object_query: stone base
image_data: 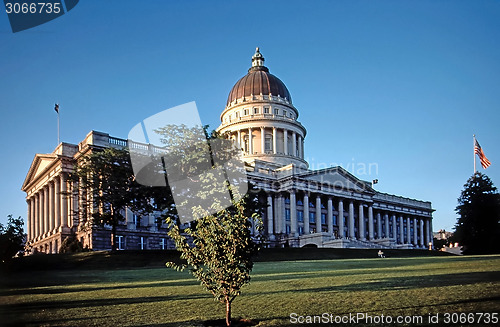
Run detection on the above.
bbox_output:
[299,232,332,247]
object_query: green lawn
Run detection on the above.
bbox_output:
[1,253,499,326]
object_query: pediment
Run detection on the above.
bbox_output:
[297,166,373,193]
[22,154,57,191]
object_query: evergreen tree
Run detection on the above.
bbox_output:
[455,172,500,254]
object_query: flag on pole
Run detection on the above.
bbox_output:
[54,103,59,113]
[474,139,491,169]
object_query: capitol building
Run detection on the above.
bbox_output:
[22,48,434,253]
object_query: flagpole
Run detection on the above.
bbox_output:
[473,134,476,174]
[57,111,60,145]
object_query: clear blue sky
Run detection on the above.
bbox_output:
[1,0,499,233]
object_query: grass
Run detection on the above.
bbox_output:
[0,250,499,326]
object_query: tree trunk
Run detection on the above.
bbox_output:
[225,297,231,327]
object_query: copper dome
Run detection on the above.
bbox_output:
[226,48,292,106]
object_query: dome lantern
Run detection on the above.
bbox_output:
[251,47,265,68]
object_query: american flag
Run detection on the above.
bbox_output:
[474,139,491,169]
[54,103,59,113]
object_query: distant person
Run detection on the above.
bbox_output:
[378,250,385,258]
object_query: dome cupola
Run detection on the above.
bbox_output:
[217,48,307,169]
[227,48,292,106]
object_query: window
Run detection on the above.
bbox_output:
[264,107,270,114]
[309,212,315,223]
[274,108,279,115]
[297,210,304,222]
[140,237,146,250]
[265,135,272,152]
[285,209,290,221]
[253,107,259,114]
[333,215,337,226]
[285,198,291,204]
[298,226,304,235]
[160,238,167,250]
[283,110,287,117]
[117,236,124,250]
[286,225,291,234]
[243,109,249,115]
[133,214,141,227]
[236,112,239,118]
[321,213,326,225]
[297,200,303,206]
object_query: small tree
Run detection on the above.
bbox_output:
[149,124,262,326]
[71,147,153,251]
[0,215,25,261]
[166,192,261,327]
[454,172,500,254]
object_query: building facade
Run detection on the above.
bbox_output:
[22,48,434,253]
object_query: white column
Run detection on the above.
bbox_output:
[34,194,39,239]
[359,204,365,240]
[413,218,418,246]
[338,199,344,238]
[237,130,241,149]
[368,205,374,240]
[303,194,309,234]
[292,131,297,157]
[54,177,60,230]
[316,195,322,233]
[376,212,382,239]
[327,197,333,236]
[281,195,286,234]
[272,127,277,154]
[61,174,68,228]
[420,219,425,247]
[348,201,355,239]
[429,218,434,249]
[399,216,404,244]
[248,127,253,154]
[274,195,282,234]
[406,217,411,244]
[267,194,275,240]
[298,135,303,158]
[260,126,265,154]
[424,219,430,247]
[26,199,32,241]
[384,213,389,239]
[392,214,397,240]
[290,191,297,237]
[43,186,49,235]
[48,182,54,232]
[283,129,288,155]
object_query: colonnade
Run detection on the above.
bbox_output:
[231,127,304,158]
[263,191,433,248]
[26,173,71,242]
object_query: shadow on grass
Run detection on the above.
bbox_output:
[246,270,500,296]
[0,293,211,315]
[1,315,113,327]
[0,279,199,297]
